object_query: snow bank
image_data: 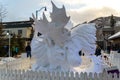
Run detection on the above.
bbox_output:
[0,57,16,64]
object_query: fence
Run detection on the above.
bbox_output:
[0,69,119,80]
[0,54,120,80]
[109,52,120,70]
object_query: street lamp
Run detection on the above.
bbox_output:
[36,7,47,20]
[104,34,109,53]
[6,29,11,57]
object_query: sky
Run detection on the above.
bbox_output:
[1,0,120,25]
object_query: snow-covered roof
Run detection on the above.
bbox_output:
[108,31,120,39]
[116,21,120,26]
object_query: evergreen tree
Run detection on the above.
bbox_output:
[0,23,7,56]
[11,34,25,56]
[0,3,7,56]
[0,23,5,45]
[110,14,116,27]
[17,34,25,54]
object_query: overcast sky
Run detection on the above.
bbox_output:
[1,0,120,25]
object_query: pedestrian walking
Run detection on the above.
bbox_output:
[25,42,31,58]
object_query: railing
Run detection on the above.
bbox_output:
[0,69,119,80]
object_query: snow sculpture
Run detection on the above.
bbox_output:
[31,1,97,72]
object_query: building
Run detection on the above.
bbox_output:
[3,20,33,41]
[108,31,120,51]
[89,15,120,51]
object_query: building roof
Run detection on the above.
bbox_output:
[2,21,33,28]
[108,31,120,40]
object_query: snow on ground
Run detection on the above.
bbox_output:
[31,55,109,73]
[0,53,27,65]
[0,57,16,64]
[73,55,108,73]
[0,54,109,73]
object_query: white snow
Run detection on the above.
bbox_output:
[72,55,107,73]
[0,57,16,64]
[0,55,109,73]
[108,31,120,39]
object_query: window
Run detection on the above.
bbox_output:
[18,30,22,35]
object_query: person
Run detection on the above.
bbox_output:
[118,48,120,53]
[15,46,19,57]
[12,46,16,57]
[4,45,9,56]
[25,42,31,58]
[107,46,111,54]
[95,45,101,56]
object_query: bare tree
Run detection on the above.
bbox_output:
[0,4,7,56]
[0,4,7,22]
[0,3,6,39]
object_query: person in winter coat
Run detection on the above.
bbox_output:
[25,42,31,58]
